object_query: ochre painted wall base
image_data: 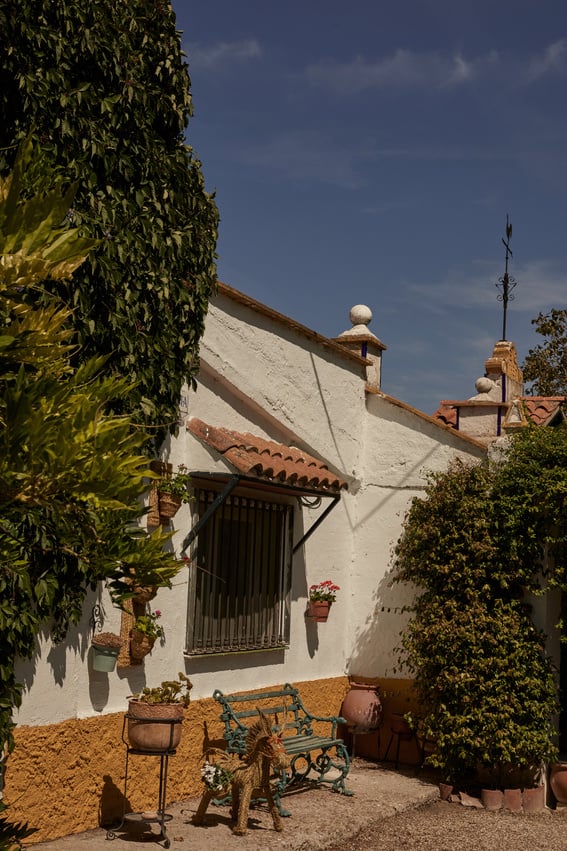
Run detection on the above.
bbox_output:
[6,676,351,843]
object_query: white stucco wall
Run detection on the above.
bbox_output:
[15,288,486,727]
[346,393,486,678]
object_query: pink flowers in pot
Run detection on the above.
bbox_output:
[309,580,340,602]
[133,609,164,641]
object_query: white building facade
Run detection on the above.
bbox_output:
[8,284,485,841]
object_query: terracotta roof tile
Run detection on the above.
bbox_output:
[432,396,566,430]
[522,397,566,426]
[432,404,457,428]
[187,418,348,493]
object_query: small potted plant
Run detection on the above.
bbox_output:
[306,580,340,622]
[91,632,123,672]
[127,672,193,751]
[130,609,164,663]
[157,463,192,522]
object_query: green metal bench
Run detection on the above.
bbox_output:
[213,683,352,816]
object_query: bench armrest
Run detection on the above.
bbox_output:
[303,713,347,738]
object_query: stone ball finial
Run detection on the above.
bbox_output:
[475,377,494,394]
[349,304,372,327]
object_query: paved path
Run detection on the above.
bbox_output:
[26,761,439,850]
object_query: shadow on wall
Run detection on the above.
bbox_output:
[99,773,129,827]
[346,565,415,680]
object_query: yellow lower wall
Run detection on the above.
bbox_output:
[6,676,352,844]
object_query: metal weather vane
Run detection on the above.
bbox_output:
[495,214,517,341]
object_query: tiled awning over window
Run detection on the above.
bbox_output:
[187,417,348,494]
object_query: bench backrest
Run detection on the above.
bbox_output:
[213,683,313,753]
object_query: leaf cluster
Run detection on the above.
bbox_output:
[0,147,186,838]
[0,0,219,443]
[394,432,567,781]
[523,308,567,396]
[133,610,164,640]
[131,671,192,707]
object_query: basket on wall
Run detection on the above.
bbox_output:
[158,491,182,523]
[129,630,155,663]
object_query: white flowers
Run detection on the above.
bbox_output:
[200,760,233,791]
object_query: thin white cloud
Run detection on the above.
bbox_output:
[527,39,567,81]
[304,40,567,95]
[409,260,567,314]
[304,49,499,94]
[188,39,262,70]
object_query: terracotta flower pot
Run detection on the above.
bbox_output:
[481,788,503,811]
[522,784,546,813]
[550,762,567,806]
[307,600,331,622]
[503,788,522,812]
[127,699,184,751]
[390,713,413,739]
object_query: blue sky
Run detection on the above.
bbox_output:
[173,0,567,414]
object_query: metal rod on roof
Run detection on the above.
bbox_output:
[495,214,517,341]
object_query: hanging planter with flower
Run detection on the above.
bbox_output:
[130,609,164,663]
[306,580,340,622]
[157,463,193,523]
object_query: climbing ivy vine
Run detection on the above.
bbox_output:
[394,426,567,784]
[0,0,218,441]
[0,143,184,846]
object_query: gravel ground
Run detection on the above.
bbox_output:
[323,798,567,851]
[26,759,567,851]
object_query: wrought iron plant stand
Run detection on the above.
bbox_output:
[106,714,181,849]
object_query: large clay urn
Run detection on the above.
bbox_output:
[550,762,567,806]
[340,682,383,731]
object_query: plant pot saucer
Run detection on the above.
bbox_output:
[124,812,173,824]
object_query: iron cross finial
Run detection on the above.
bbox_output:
[495,214,517,341]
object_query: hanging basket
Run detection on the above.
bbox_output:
[132,585,158,605]
[158,492,182,522]
[123,576,159,605]
[127,699,184,751]
[91,644,120,673]
[130,630,155,662]
[306,600,332,622]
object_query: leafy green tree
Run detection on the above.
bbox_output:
[0,142,183,843]
[0,0,218,439]
[394,431,567,784]
[523,309,567,396]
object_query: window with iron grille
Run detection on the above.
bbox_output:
[185,488,293,655]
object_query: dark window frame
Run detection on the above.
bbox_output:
[185,485,294,656]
